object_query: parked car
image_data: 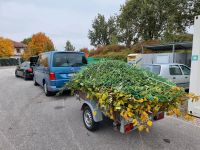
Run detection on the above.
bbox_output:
[15,61,34,80]
[34,51,87,96]
[141,63,191,90]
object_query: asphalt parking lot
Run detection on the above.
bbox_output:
[0,67,200,150]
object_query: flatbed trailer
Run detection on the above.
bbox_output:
[76,92,165,134]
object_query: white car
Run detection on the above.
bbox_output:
[142,63,191,90]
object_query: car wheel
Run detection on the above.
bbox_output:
[83,106,99,131]
[44,82,53,96]
[24,72,28,80]
[15,71,19,77]
[33,77,39,86]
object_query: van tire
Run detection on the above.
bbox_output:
[44,82,53,96]
[83,106,99,131]
[34,77,39,86]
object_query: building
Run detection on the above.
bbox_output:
[11,41,27,59]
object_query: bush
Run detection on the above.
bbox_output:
[0,58,18,66]
[89,40,161,61]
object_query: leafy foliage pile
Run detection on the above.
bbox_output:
[67,60,199,132]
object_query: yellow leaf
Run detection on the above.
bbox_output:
[128,112,133,117]
[147,120,153,127]
[132,119,138,126]
[128,104,133,109]
[115,106,121,110]
[93,111,97,117]
[137,99,144,103]
[147,105,151,112]
[146,128,149,133]
[127,108,131,112]
[174,109,181,117]
[138,125,144,132]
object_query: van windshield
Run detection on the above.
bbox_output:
[53,52,87,67]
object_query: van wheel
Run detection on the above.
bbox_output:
[83,106,99,131]
[44,82,53,96]
[34,77,39,86]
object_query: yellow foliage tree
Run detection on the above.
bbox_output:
[0,37,14,58]
[22,32,54,60]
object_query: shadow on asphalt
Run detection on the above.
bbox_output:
[15,76,33,81]
[52,90,74,101]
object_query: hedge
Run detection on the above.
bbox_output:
[0,58,19,66]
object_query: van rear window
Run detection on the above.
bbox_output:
[53,53,87,67]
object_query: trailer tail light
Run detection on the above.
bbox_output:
[124,123,134,133]
[49,72,55,80]
[154,112,164,121]
[27,68,33,73]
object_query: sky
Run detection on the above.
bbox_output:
[0,0,125,50]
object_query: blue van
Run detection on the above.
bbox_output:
[33,51,87,96]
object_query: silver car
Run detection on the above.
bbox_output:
[141,63,191,90]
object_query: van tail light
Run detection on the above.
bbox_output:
[49,72,56,80]
[124,123,134,133]
[154,112,164,121]
[27,68,33,73]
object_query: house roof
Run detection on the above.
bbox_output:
[12,41,27,48]
[144,42,192,51]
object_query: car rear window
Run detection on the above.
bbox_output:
[143,65,161,75]
[53,52,87,67]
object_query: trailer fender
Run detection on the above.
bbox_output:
[81,101,103,122]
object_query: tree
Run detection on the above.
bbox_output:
[88,14,119,47]
[22,32,54,60]
[65,41,75,51]
[21,37,32,45]
[80,48,89,57]
[0,37,14,58]
[162,33,193,43]
[118,0,200,47]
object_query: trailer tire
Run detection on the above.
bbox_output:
[83,106,99,131]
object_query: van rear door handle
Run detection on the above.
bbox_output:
[185,77,188,79]
[173,77,176,79]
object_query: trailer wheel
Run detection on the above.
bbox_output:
[83,106,98,131]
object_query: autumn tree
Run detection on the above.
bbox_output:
[0,37,14,58]
[65,41,75,51]
[80,48,89,57]
[22,32,54,60]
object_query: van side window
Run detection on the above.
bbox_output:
[169,65,182,75]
